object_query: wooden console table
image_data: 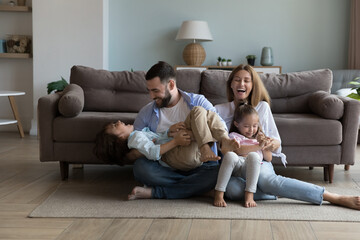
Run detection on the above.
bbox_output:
[0,91,25,138]
[175,65,282,74]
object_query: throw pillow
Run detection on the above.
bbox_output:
[58,84,84,117]
[308,91,344,120]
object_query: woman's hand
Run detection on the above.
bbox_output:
[168,122,186,137]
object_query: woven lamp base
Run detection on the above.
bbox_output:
[183,43,206,66]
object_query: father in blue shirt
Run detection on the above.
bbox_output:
[128,61,225,200]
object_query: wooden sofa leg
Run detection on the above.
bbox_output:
[328,164,334,183]
[344,165,350,171]
[309,167,314,170]
[60,162,69,180]
[323,166,329,182]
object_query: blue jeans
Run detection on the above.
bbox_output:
[133,158,219,199]
[225,161,325,205]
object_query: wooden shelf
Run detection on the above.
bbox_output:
[0,5,32,12]
[0,53,32,59]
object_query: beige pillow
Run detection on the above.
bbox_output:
[308,91,344,120]
[58,84,84,117]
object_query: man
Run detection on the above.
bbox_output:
[128,61,227,200]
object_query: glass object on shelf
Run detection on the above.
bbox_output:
[260,47,274,66]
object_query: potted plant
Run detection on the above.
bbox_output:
[246,55,256,66]
[217,56,222,66]
[221,58,227,66]
[347,77,360,100]
[47,77,68,94]
[227,59,232,66]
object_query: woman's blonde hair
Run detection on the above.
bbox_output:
[226,64,270,106]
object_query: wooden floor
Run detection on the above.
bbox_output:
[1,132,360,240]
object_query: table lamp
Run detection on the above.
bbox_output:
[175,20,213,66]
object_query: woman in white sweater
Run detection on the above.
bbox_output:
[215,64,360,210]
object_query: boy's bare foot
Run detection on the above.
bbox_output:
[128,186,152,200]
[214,190,227,207]
[324,191,360,210]
[221,137,240,155]
[244,192,257,208]
[200,143,221,162]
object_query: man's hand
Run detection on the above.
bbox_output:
[173,130,191,146]
[168,122,186,137]
[262,138,280,152]
[125,149,144,163]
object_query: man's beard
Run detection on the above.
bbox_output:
[155,89,172,108]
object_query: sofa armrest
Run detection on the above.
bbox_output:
[38,93,62,162]
[308,91,344,119]
[337,95,360,165]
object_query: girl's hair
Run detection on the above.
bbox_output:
[229,101,260,138]
[226,64,271,106]
[93,122,130,166]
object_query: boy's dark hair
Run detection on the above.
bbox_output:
[145,61,176,84]
[93,123,130,166]
[229,101,260,137]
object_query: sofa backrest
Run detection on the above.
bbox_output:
[199,68,333,114]
[261,69,332,113]
[69,65,202,112]
[70,65,151,112]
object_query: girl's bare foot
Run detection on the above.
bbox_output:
[128,186,152,200]
[200,144,221,162]
[324,191,360,210]
[221,137,240,155]
[214,190,227,207]
[244,192,257,208]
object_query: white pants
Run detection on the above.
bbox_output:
[215,151,262,193]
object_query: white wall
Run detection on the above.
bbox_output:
[109,0,350,73]
[31,0,108,135]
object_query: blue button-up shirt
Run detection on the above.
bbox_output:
[133,89,227,158]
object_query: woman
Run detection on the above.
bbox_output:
[215,64,360,210]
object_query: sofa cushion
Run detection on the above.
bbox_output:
[176,69,202,93]
[58,84,84,117]
[53,112,137,142]
[261,69,333,113]
[200,70,230,106]
[70,65,151,112]
[274,113,342,145]
[308,91,344,120]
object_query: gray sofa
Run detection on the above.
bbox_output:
[38,65,360,182]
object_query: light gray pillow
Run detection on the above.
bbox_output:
[58,84,84,117]
[308,91,344,120]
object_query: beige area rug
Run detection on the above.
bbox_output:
[29,166,360,221]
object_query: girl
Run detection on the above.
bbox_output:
[214,102,272,208]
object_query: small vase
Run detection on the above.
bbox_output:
[260,47,274,66]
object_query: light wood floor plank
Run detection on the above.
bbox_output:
[55,219,113,240]
[0,172,60,204]
[231,220,272,240]
[0,218,72,228]
[100,219,153,240]
[0,203,37,218]
[311,222,360,240]
[271,221,317,240]
[144,219,192,240]
[0,227,63,239]
[187,219,231,240]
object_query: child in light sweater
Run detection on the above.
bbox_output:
[214,102,272,208]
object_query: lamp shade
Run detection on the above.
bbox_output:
[175,20,213,41]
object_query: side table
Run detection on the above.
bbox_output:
[0,91,25,138]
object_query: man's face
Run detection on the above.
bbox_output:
[147,77,172,108]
